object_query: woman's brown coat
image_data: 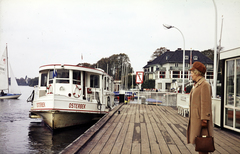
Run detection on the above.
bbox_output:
[186,77,214,144]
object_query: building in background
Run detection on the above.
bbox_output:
[143,48,214,92]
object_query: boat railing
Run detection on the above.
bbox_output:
[132,91,177,106]
[86,87,101,103]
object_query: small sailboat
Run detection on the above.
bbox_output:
[0,45,21,99]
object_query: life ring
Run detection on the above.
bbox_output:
[47,84,53,94]
[73,85,81,98]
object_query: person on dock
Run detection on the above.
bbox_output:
[186,61,214,154]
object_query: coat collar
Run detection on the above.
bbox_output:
[194,77,205,88]
[190,77,205,94]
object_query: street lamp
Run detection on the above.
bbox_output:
[212,0,217,98]
[163,24,185,93]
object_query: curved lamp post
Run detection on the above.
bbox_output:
[212,0,217,98]
[163,24,185,93]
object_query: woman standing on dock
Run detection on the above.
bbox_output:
[186,61,214,154]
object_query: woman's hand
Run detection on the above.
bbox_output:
[201,120,208,127]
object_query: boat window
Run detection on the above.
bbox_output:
[49,70,54,84]
[56,69,69,78]
[107,77,109,90]
[41,73,47,86]
[90,75,99,88]
[73,71,81,85]
[104,77,106,90]
[49,69,69,84]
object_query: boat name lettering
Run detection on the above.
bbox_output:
[69,103,86,109]
[37,102,45,107]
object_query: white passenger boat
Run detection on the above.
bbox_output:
[29,64,115,129]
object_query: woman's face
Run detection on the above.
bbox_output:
[191,71,198,82]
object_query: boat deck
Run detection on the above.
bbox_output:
[61,104,240,154]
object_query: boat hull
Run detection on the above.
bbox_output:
[0,93,21,99]
[31,110,104,129]
[30,94,108,129]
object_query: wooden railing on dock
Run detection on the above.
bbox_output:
[61,104,240,154]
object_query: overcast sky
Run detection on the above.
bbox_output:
[0,0,239,78]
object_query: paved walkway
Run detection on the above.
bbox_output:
[61,104,240,154]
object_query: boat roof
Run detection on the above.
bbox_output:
[39,64,112,78]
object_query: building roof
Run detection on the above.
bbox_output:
[144,49,213,68]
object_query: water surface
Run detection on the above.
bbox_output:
[0,86,98,154]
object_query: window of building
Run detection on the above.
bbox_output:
[175,63,178,67]
[206,72,213,79]
[181,71,188,78]
[173,71,180,78]
[185,55,189,60]
[207,64,213,69]
[193,56,198,60]
[159,71,165,78]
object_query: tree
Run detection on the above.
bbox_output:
[28,77,39,87]
[128,74,136,89]
[201,49,214,61]
[78,62,93,68]
[96,53,133,81]
[142,79,155,89]
[77,53,133,81]
[151,47,168,60]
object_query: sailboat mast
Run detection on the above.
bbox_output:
[6,44,10,93]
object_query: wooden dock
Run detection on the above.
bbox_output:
[61,104,240,154]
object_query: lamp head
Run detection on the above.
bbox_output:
[163,24,174,29]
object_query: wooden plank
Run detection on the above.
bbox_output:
[140,123,151,154]
[121,123,134,154]
[100,123,123,154]
[146,123,161,154]
[154,107,185,146]
[63,104,240,154]
[90,123,117,154]
[61,103,124,154]
[113,105,127,123]
[124,105,131,123]
[151,122,171,154]
[110,122,129,154]
[119,105,129,123]
[177,145,191,154]
[185,144,198,154]
[168,144,181,154]
[131,143,140,154]
[140,104,144,123]
[129,104,136,123]
[79,122,112,154]
[135,105,140,123]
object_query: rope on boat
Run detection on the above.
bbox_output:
[27,90,35,103]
